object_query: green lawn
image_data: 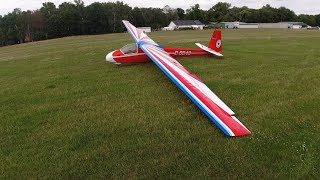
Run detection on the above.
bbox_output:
[0,29,319,179]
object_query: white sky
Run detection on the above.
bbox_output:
[0,0,319,16]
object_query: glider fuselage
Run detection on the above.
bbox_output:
[106,30,223,64]
[106,45,211,64]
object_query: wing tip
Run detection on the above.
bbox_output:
[225,129,251,137]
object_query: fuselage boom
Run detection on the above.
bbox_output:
[106,45,211,64]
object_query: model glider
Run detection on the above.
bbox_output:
[106,20,250,137]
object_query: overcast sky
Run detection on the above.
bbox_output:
[1,0,319,16]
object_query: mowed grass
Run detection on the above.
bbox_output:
[1,29,320,179]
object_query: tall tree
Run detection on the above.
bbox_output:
[277,7,297,22]
[40,2,58,38]
[3,9,25,44]
[176,8,185,20]
[258,4,277,23]
[315,14,320,26]
[207,2,231,22]
[132,7,145,27]
[108,2,133,32]
[163,5,179,25]
[58,2,82,36]
[22,10,45,42]
[139,8,166,30]
[0,15,4,46]
[186,4,204,21]
[298,14,316,26]
[84,2,111,34]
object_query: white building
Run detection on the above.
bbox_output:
[222,21,240,29]
[258,22,308,29]
[222,22,258,29]
[162,27,174,31]
[222,21,308,29]
[292,25,302,29]
[137,27,151,33]
[168,20,205,30]
[238,23,258,29]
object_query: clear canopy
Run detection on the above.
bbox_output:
[120,43,137,54]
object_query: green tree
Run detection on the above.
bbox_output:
[58,2,82,36]
[84,2,111,34]
[0,15,4,46]
[186,4,204,21]
[40,2,58,38]
[163,5,179,25]
[298,14,316,26]
[108,2,133,33]
[21,10,45,42]
[132,7,145,27]
[315,14,320,26]
[277,7,297,22]
[207,2,231,22]
[258,4,275,23]
[176,8,185,20]
[139,8,166,30]
[2,9,25,45]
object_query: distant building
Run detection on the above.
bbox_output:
[292,25,302,29]
[162,27,174,31]
[168,20,205,30]
[137,27,151,33]
[221,22,258,29]
[222,21,308,29]
[258,22,289,29]
[216,21,309,29]
[222,21,240,29]
[258,22,308,29]
[238,23,259,29]
[307,26,320,30]
[208,22,225,29]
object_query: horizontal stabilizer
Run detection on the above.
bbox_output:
[195,43,223,57]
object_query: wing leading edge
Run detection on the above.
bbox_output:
[122,20,251,137]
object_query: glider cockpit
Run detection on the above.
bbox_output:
[120,43,137,54]
[106,43,150,64]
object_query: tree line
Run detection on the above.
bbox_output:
[1,1,320,47]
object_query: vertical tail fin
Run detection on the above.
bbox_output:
[208,30,222,52]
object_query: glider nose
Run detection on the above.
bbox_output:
[106,51,116,63]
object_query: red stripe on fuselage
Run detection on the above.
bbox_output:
[112,46,211,64]
[114,53,150,63]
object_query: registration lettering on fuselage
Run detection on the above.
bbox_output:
[174,51,192,56]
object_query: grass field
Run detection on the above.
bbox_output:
[1,29,319,179]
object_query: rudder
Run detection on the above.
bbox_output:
[208,30,222,52]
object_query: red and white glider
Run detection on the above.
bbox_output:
[106,20,251,137]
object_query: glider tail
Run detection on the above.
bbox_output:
[195,30,223,57]
[208,30,222,52]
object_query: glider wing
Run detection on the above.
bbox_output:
[122,20,158,46]
[122,20,251,137]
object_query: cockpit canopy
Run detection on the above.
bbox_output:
[120,43,137,54]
